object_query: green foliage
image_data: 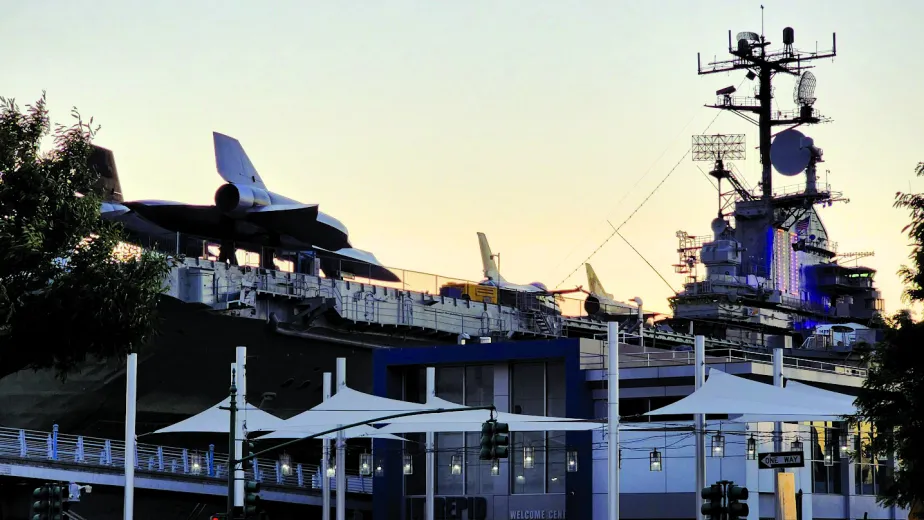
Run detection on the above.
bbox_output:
[0,93,171,380]
[851,163,924,508]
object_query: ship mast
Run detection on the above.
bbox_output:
[696,26,836,206]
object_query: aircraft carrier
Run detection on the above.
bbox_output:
[0,23,880,442]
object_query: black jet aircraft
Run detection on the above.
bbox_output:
[95,132,399,282]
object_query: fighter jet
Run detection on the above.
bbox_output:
[93,132,399,282]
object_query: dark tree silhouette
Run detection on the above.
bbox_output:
[0,93,170,380]
[852,162,924,509]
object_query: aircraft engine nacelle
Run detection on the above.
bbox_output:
[585,295,602,316]
[214,183,272,215]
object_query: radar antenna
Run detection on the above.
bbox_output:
[696,25,836,202]
[692,134,754,218]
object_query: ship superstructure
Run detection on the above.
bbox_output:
[668,25,883,349]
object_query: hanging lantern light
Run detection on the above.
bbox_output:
[711,433,725,457]
[823,445,834,467]
[491,459,500,476]
[566,451,578,473]
[374,459,385,477]
[326,455,336,478]
[279,453,292,477]
[791,436,803,453]
[523,446,535,469]
[746,435,757,460]
[450,454,462,475]
[359,453,372,477]
[190,451,202,475]
[649,448,662,472]
[839,429,849,456]
[403,454,414,475]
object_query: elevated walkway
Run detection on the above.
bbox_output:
[0,426,371,509]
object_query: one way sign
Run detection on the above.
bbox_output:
[757,451,805,470]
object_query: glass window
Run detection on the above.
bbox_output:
[465,431,495,495]
[809,421,841,494]
[404,432,426,496]
[435,366,464,404]
[547,431,566,494]
[511,363,545,415]
[404,367,426,404]
[465,365,494,407]
[854,422,880,496]
[436,432,464,495]
[547,363,566,417]
[512,431,545,494]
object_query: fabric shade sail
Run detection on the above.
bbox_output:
[729,380,858,423]
[645,369,857,420]
[152,397,284,434]
[253,386,437,440]
[374,396,602,434]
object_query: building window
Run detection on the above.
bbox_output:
[809,421,841,494]
[511,361,567,495]
[854,422,880,496]
[432,365,495,496]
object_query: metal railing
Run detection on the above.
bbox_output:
[0,425,372,494]
[579,334,867,377]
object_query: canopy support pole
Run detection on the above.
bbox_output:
[695,336,706,520]
[123,352,137,520]
[235,346,246,509]
[607,323,620,520]
[426,367,436,520]
[336,358,347,520]
[323,372,332,520]
[773,348,785,520]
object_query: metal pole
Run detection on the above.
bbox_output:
[123,352,138,520]
[607,322,619,520]
[323,373,332,520]
[336,358,347,520]
[227,364,237,517]
[235,346,246,508]
[773,348,785,520]
[694,336,707,520]
[426,367,436,520]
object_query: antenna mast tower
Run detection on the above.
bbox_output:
[696,26,836,205]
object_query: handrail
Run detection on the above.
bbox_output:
[0,425,372,495]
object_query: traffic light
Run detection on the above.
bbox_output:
[31,485,50,520]
[243,480,262,518]
[700,483,725,520]
[491,422,509,459]
[479,421,494,460]
[479,420,511,460]
[48,484,66,520]
[727,485,749,520]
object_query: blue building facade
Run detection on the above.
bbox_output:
[371,339,593,520]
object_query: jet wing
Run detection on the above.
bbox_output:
[314,247,401,283]
[244,204,320,242]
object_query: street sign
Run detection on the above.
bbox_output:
[757,451,805,470]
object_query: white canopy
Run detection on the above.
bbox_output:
[729,380,858,423]
[374,396,602,434]
[645,369,857,420]
[254,386,435,440]
[152,397,285,434]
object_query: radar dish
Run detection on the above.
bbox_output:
[770,129,811,176]
[794,71,817,106]
[736,31,760,42]
[711,218,728,236]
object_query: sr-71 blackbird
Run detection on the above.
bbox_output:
[94,132,399,282]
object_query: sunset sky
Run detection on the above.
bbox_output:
[4,0,923,315]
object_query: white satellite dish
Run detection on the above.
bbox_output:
[770,129,812,176]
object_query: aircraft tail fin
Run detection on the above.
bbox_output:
[477,232,505,283]
[585,263,611,299]
[213,132,267,189]
[88,145,123,203]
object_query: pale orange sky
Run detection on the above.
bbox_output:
[3,0,923,315]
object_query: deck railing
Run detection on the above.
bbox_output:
[0,425,372,494]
